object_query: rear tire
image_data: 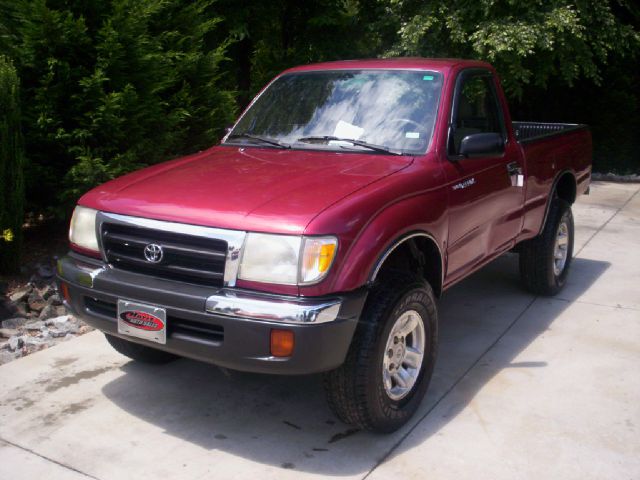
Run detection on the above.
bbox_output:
[519,198,574,295]
[323,274,438,433]
[105,334,178,364]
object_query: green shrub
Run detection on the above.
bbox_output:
[0,55,25,273]
[5,0,236,214]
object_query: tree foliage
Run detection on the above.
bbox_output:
[383,0,639,97]
[0,0,638,225]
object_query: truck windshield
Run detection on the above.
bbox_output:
[225,70,443,155]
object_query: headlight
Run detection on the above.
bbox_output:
[238,233,337,285]
[69,206,99,253]
[238,233,301,284]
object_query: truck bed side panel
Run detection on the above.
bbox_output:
[519,127,592,240]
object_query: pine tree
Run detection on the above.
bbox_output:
[0,55,25,273]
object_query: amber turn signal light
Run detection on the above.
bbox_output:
[270,329,294,357]
[59,282,71,304]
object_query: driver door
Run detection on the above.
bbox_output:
[443,70,525,284]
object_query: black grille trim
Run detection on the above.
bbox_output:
[84,297,224,345]
[101,222,227,287]
[85,296,117,318]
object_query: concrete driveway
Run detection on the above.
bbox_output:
[1,181,639,480]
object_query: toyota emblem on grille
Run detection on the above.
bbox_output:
[143,243,163,263]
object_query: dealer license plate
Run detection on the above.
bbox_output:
[117,300,167,344]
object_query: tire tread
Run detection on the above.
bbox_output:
[519,198,573,295]
[323,273,437,432]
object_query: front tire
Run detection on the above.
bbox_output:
[105,334,178,364]
[323,275,438,433]
[519,198,574,295]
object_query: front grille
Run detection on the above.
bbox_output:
[85,296,117,318]
[169,317,224,345]
[84,297,224,345]
[101,222,227,287]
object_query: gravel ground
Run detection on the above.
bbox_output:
[0,259,93,365]
[591,172,640,182]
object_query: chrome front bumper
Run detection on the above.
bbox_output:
[57,254,342,325]
[205,290,341,324]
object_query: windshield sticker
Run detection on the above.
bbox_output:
[405,132,420,139]
[423,75,435,81]
[333,120,364,140]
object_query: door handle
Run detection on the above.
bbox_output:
[507,162,522,176]
[507,162,524,187]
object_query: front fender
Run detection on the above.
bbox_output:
[331,191,448,293]
[299,156,448,297]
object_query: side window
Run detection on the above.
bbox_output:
[450,74,504,155]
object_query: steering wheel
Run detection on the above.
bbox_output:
[387,118,424,131]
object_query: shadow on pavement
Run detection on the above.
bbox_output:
[101,254,609,475]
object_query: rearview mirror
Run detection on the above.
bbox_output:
[459,133,504,157]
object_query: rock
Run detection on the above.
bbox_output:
[47,293,63,307]
[8,335,24,351]
[48,315,79,337]
[45,314,71,326]
[78,325,92,335]
[1,317,27,329]
[1,349,21,365]
[55,305,67,316]
[37,263,55,279]
[27,291,47,312]
[0,328,19,338]
[13,302,29,318]
[23,336,51,354]
[39,284,55,300]
[38,304,57,320]
[9,285,32,303]
[24,320,45,331]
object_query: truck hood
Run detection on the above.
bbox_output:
[80,146,413,234]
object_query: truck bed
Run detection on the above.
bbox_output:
[513,121,588,143]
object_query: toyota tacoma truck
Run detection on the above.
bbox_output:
[58,58,591,433]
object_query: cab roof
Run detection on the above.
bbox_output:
[282,57,493,75]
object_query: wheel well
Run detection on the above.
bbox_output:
[556,172,577,204]
[373,235,443,296]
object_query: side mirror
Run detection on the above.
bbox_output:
[459,132,504,157]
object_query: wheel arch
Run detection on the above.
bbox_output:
[538,170,577,235]
[555,171,577,204]
[369,231,444,297]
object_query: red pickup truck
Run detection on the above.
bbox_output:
[58,58,591,432]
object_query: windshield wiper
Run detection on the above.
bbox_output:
[226,133,291,149]
[296,136,402,155]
